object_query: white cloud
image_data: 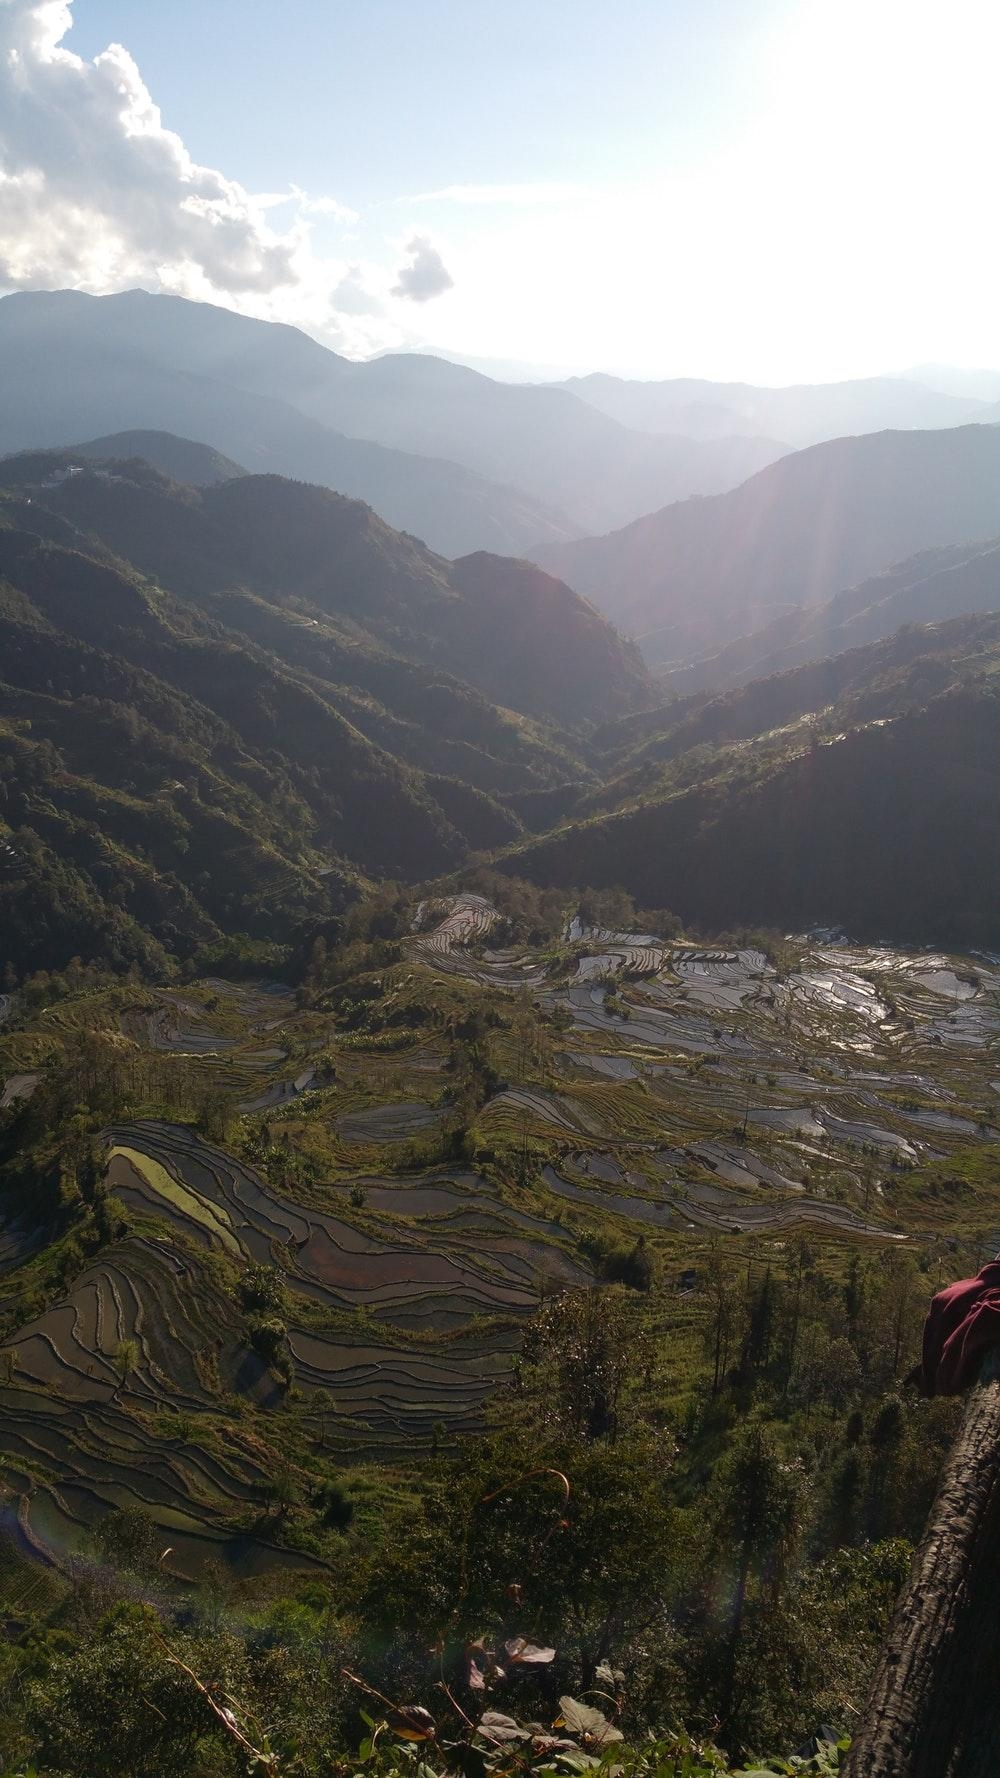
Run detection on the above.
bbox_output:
[391,234,454,304]
[331,263,385,317]
[0,0,307,296]
[0,0,432,357]
[410,182,578,206]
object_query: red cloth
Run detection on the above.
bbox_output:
[919,1261,1000,1396]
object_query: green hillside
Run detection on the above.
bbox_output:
[73,429,248,486]
[0,496,602,975]
[503,614,1000,946]
[4,444,1000,1778]
[0,450,651,726]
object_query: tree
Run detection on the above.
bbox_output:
[704,1249,740,1395]
[94,1506,162,1577]
[237,1263,287,1316]
[27,1618,217,1778]
[520,1288,644,1444]
[314,1478,354,1531]
[710,1417,806,1727]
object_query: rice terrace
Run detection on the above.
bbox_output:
[2,885,999,1594]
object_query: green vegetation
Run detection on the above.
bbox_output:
[4,448,1000,1775]
[505,612,1000,948]
[2,870,999,1774]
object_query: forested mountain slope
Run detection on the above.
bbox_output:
[503,614,1000,946]
[0,450,651,728]
[0,533,464,974]
[0,447,652,975]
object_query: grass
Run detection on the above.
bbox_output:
[107,1145,242,1258]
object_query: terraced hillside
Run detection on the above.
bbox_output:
[2,889,999,1590]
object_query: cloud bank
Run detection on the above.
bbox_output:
[0,0,305,295]
[0,0,453,354]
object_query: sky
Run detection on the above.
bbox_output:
[1,0,999,382]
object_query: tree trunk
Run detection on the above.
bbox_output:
[843,1357,1000,1778]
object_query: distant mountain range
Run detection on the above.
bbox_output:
[558,370,985,446]
[534,425,1000,664]
[0,291,786,553]
[0,292,575,560]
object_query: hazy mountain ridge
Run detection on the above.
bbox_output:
[661,538,1000,693]
[560,369,985,445]
[0,292,577,559]
[72,430,248,487]
[284,347,787,531]
[534,424,1000,663]
[0,290,787,547]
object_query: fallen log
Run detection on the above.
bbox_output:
[843,1349,1000,1778]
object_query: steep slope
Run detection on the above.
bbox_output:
[534,425,1000,663]
[0,440,659,974]
[0,521,586,974]
[501,615,1000,947]
[0,529,471,847]
[663,538,1000,693]
[561,370,984,445]
[0,453,652,727]
[0,290,786,538]
[0,291,574,559]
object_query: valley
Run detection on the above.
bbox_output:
[1,325,1000,1778]
[6,1,1000,1763]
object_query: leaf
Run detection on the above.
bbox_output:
[505,1636,556,1665]
[594,1662,626,1690]
[446,1742,490,1778]
[476,1711,531,1744]
[388,1705,436,1743]
[467,1660,486,1691]
[556,1697,624,1746]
